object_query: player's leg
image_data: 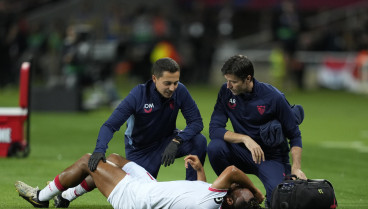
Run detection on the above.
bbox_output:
[176,133,207,180]
[55,153,132,207]
[56,153,128,198]
[88,158,127,198]
[256,160,291,207]
[69,153,131,189]
[16,154,93,207]
[57,156,156,208]
[16,153,127,207]
[55,175,94,207]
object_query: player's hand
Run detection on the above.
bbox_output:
[184,155,203,171]
[161,140,180,167]
[292,168,307,180]
[243,136,265,164]
[88,152,106,171]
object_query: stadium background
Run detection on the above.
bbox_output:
[1,0,368,208]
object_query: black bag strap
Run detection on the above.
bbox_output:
[285,175,334,189]
[307,179,334,189]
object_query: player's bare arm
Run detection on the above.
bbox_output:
[211,165,265,203]
[290,146,307,179]
[184,155,206,182]
[224,131,265,164]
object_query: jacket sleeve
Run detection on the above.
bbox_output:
[209,86,228,140]
[93,88,137,153]
[276,95,302,148]
[177,85,204,141]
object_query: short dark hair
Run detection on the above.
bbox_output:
[221,55,254,81]
[151,57,180,78]
[222,197,263,209]
[222,186,264,209]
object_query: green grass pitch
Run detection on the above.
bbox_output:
[1,84,367,208]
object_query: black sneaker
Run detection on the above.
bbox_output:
[53,193,70,208]
[15,181,49,208]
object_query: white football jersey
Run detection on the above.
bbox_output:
[147,180,227,209]
[108,162,227,209]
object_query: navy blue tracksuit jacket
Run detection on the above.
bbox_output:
[92,80,206,179]
[208,78,302,204]
[209,79,302,154]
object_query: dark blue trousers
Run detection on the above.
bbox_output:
[208,139,291,206]
[125,132,207,180]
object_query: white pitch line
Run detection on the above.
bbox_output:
[320,141,368,153]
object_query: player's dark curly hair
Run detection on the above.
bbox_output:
[221,54,254,81]
[222,185,264,209]
[152,57,180,78]
[222,197,264,209]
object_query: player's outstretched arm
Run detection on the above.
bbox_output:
[211,165,265,203]
[184,155,207,182]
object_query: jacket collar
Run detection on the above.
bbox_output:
[238,78,258,100]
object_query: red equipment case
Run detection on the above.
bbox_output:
[0,62,30,157]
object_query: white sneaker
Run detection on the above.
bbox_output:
[15,181,49,208]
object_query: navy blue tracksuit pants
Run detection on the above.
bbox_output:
[125,132,207,181]
[208,138,291,206]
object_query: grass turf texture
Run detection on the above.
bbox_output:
[1,85,368,209]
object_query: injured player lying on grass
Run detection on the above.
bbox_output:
[15,153,265,209]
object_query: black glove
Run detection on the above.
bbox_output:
[161,140,180,167]
[88,152,106,171]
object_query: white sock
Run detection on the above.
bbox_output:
[62,179,93,201]
[38,180,61,201]
[62,185,87,201]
